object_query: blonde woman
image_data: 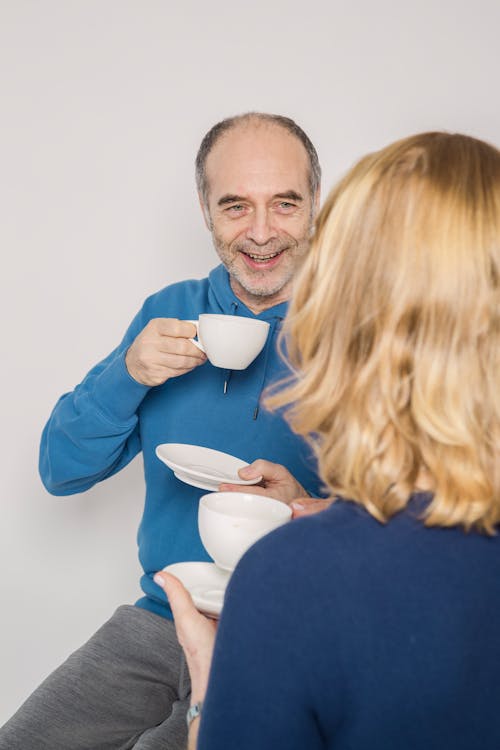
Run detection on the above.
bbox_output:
[155,132,500,749]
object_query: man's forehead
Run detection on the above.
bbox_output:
[205,122,310,198]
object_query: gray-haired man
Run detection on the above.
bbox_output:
[0,112,322,750]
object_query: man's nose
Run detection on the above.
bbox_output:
[245,208,277,246]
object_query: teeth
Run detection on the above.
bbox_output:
[247,251,281,261]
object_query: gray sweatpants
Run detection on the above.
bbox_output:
[0,605,190,750]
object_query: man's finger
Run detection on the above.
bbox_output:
[238,459,285,480]
[155,337,206,359]
[291,499,332,518]
[160,353,207,371]
[154,318,198,339]
[218,482,268,495]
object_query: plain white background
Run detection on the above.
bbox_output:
[1,0,499,722]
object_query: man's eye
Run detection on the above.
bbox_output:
[227,204,244,212]
[278,201,295,210]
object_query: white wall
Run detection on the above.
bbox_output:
[1,0,499,722]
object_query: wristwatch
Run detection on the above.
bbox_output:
[186,701,203,729]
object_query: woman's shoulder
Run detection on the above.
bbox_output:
[230,494,500,602]
[227,501,368,601]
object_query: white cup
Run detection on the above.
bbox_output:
[198,491,292,571]
[187,314,270,370]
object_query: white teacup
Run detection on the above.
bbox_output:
[187,314,269,370]
[198,491,292,571]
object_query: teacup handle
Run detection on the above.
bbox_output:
[186,319,205,353]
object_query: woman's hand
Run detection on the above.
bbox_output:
[153,571,217,704]
[219,459,308,504]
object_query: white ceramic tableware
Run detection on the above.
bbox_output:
[172,471,226,493]
[198,492,292,571]
[155,444,262,489]
[187,314,269,370]
[162,561,231,618]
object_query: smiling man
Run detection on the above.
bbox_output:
[200,117,317,310]
[0,113,322,750]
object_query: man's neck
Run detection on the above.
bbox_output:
[229,277,291,315]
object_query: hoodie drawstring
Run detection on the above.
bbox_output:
[223,370,232,394]
[253,316,281,420]
[221,297,282,421]
[223,301,239,394]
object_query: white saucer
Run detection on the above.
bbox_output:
[156,444,262,490]
[163,561,231,618]
[173,471,222,492]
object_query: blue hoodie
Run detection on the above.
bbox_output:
[40,265,323,619]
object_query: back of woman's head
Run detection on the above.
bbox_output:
[270,132,500,533]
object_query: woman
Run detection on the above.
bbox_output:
[155,131,500,749]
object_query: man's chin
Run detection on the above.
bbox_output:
[234,275,290,300]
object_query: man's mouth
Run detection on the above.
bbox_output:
[240,249,286,267]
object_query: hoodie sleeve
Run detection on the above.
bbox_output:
[39,308,150,496]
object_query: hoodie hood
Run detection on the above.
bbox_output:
[207,264,289,322]
[207,264,287,418]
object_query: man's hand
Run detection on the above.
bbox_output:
[153,571,217,704]
[219,459,308,504]
[291,497,334,518]
[125,318,207,386]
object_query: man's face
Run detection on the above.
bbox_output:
[202,122,318,313]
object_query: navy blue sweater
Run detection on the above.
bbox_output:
[199,497,500,749]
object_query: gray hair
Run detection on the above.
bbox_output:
[195,112,321,207]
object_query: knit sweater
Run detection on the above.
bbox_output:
[200,496,500,749]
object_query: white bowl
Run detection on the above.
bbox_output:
[198,492,292,571]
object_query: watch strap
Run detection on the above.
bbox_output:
[186,700,203,729]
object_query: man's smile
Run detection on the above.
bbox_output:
[239,248,287,270]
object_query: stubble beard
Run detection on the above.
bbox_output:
[212,232,311,300]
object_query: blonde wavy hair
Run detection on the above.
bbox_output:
[268,132,500,533]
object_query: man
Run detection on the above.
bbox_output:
[0,112,322,750]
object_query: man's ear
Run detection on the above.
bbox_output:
[198,191,212,231]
